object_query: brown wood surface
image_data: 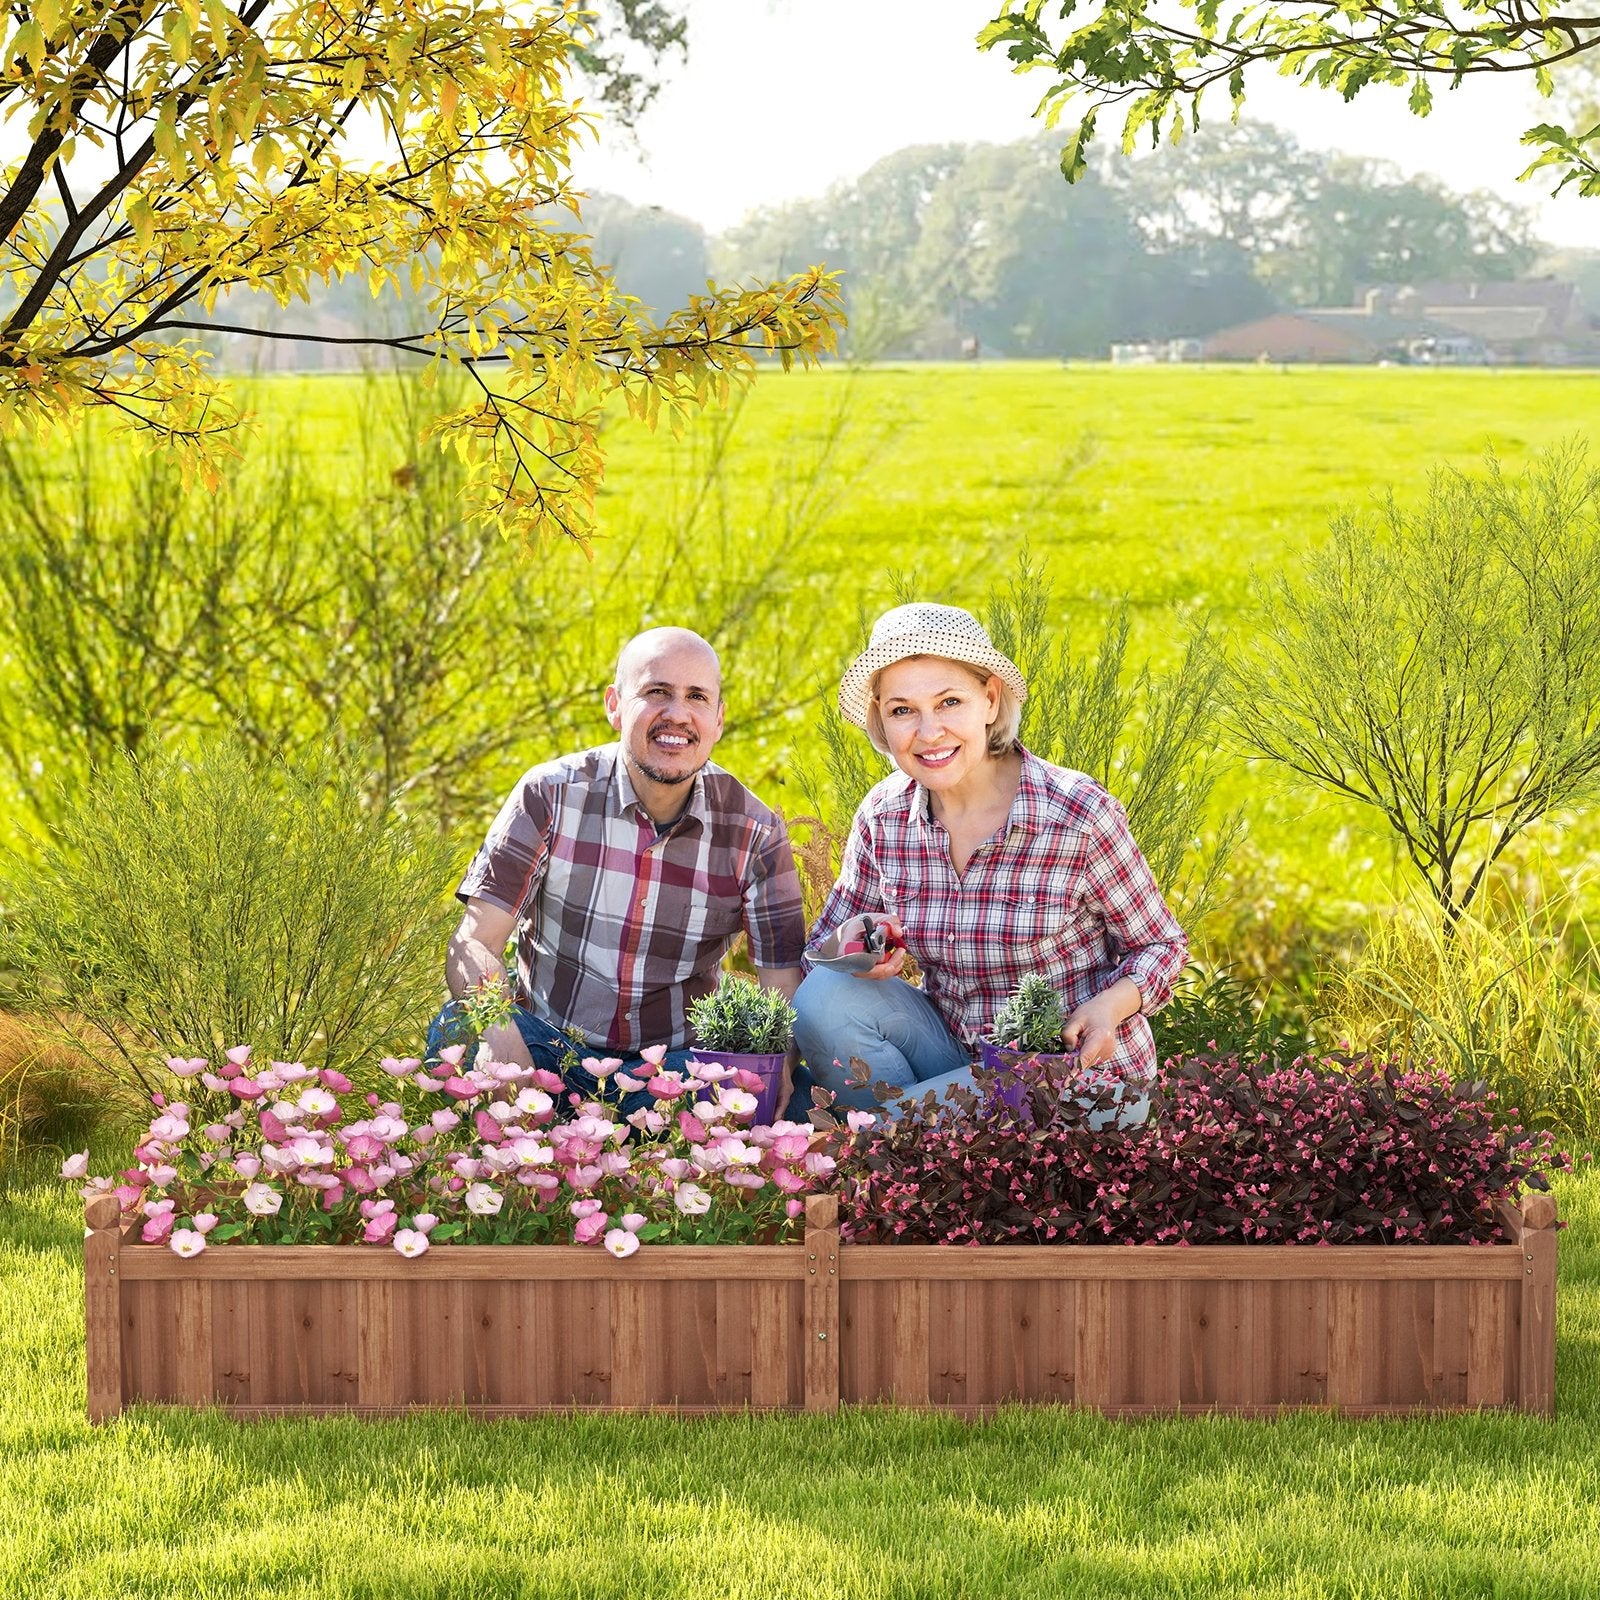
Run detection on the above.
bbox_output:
[839,1245,1524,1281]
[96,1205,1556,1418]
[83,1199,123,1423]
[804,1194,840,1412]
[1519,1224,1558,1417]
[118,1243,808,1281]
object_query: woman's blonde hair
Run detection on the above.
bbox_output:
[863,656,1022,759]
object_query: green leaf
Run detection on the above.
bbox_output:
[1059,109,1097,184]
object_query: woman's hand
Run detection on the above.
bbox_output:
[1061,978,1143,1068]
[853,913,907,981]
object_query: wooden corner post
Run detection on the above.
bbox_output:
[1517,1192,1558,1418]
[803,1193,840,1414]
[84,1195,124,1424]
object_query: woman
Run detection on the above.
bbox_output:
[794,603,1187,1120]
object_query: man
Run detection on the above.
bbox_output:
[431,627,806,1112]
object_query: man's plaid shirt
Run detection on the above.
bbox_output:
[458,745,806,1052]
[806,749,1187,1081]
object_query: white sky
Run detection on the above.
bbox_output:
[569,0,1600,249]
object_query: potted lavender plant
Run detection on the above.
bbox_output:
[686,973,796,1124]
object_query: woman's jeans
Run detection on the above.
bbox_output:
[792,966,1150,1129]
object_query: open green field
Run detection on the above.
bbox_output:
[3,1158,1598,1600]
[229,360,1600,932]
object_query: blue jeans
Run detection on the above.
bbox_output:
[792,967,1151,1129]
[793,967,974,1112]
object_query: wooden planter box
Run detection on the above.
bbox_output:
[84,1192,1558,1422]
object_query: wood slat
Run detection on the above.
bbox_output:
[928,1278,968,1407]
[357,1279,399,1408]
[84,1203,123,1423]
[1520,1225,1558,1416]
[803,1196,840,1413]
[891,1279,930,1405]
[1074,1280,1111,1409]
[1430,1280,1471,1408]
[1179,1279,1253,1409]
[120,1244,808,1281]
[840,1245,1523,1281]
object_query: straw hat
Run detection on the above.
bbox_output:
[838,603,1028,730]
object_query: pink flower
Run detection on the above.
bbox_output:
[673,1184,711,1216]
[465,1183,503,1216]
[242,1182,282,1217]
[627,1108,668,1134]
[59,1151,89,1181]
[112,1184,143,1211]
[724,1171,766,1190]
[229,1077,264,1101]
[678,1111,708,1143]
[785,1198,805,1219]
[619,1212,647,1233]
[320,1069,353,1093]
[232,1153,262,1180]
[379,1056,420,1078]
[169,1227,206,1258]
[192,1213,218,1234]
[604,1228,640,1259]
[569,1199,603,1219]
[200,1072,231,1093]
[363,1211,399,1243]
[224,1045,253,1069]
[141,1211,175,1245]
[639,1044,668,1068]
[437,1044,468,1070]
[771,1167,807,1193]
[613,1072,645,1092]
[202,1123,232,1144]
[574,1212,608,1244]
[412,1213,439,1234]
[146,1164,177,1188]
[413,1072,445,1092]
[164,1055,209,1078]
[568,1163,602,1191]
[393,1228,430,1258]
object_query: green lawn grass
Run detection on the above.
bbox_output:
[242,362,1600,908]
[4,1156,1597,1600]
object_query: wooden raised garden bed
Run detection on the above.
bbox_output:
[85,1191,1558,1421]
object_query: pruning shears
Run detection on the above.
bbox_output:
[813,914,907,974]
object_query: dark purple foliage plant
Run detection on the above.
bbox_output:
[826,1054,1568,1246]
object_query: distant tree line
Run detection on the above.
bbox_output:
[206,119,1584,365]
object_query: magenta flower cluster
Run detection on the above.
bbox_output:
[833,1055,1570,1246]
[67,1042,834,1257]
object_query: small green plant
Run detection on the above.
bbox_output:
[687,974,796,1055]
[991,973,1066,1054]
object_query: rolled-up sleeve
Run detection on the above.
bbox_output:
[1078,794,1188,1014]
[803,806,885,967]
[457,772,553,915]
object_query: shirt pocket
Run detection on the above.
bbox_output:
[1000,888,1097,958]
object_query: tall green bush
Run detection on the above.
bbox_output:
[1227,442,1600,926]
[1,737,458,1093]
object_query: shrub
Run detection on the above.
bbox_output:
[990,973,1066,1052]
[1315,893,1600,1139]
[1154,964,1316,1065]
[830,1054,1566,1246]
[688,974,797,1055]
[2,736,458,1095]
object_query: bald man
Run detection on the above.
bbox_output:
[431,628,806,1113]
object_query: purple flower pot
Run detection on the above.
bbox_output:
[687,1049,788,1125]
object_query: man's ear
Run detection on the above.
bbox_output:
[603,683,622,731]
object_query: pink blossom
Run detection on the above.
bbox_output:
[574,1211,609,1244]
[141,1211,175,1244]
[393,1228,430,1258]
[232,1153,262,1180]
[202,1123,232,1144]
[639,1044,668,1068]
[771,1167,807,1193]
[465,1183,503,1216]
[443,1076,478,1101]
[224,1045,253,1069]
[192,1213,218,1234]
[379,1056,420,1078]
[169,1227,207,1258]
[229,1077,264,1101]
[619,1212,647,1233]
[604,1228,640,1259]
[363,1210,399,1243]
[242,1182,282,1216]
[678,1111,708,1143]
[613,1072,645,1093]
[59,1151,89,1181]
[412,1213,439,1234]
[319,1069,353,1093]
[659,1157,691,1182]
[164,1055,209,1078]
[673,1184,711,1216]
[785,1198,805,1219]
[568,1164,603,1191]
[112,1184,144,1211]
[724,1170,767,1190]
[200,1072,231,1092]
[146,1164,177,1188]
[413,1072,445,1092]
[569,1198,603,1219]
[437,1044,468,1070]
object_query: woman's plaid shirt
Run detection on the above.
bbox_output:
[458,745,805,1052]
[806,750,1187,1080]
